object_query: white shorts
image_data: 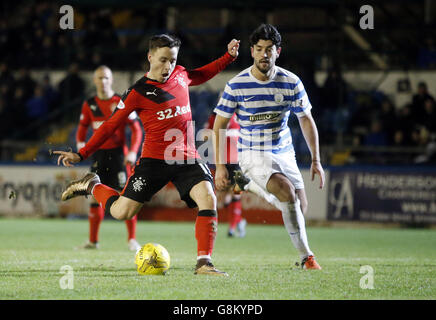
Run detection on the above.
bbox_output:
[239,150,305,191]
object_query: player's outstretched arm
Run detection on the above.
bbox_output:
[187,39,240,86]
[298,112,325,189]
[53,151,81,167]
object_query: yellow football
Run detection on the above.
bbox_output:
[135,243,170,275]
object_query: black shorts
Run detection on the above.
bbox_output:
[90,147,126,191]
[122,158,214,208]
[225,163,241,185]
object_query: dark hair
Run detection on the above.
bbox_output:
[418,81,427,89]
[249,24,281,48]
[148,34,181,51]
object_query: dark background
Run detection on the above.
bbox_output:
[0,0,435,166]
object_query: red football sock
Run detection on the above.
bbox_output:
[125,215,137,241]
[228,200,242,231]
[89,205,104,243]
[195,211,218,257]
[92,184,120,213]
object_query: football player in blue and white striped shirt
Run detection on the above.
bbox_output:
[213,24,325,270]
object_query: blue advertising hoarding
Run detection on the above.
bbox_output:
[327,167,436,224]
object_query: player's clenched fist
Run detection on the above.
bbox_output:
[227,39,240,58]
[53,150,81,167]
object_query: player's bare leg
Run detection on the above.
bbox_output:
[189,180,228,276]
[190,180,217,210]
[267,173,321,269]
[108,196,143,220]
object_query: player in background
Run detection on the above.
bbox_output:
[76,65,143,251]
[205,111,246,238]
[213,24,325,270]
[54,34,240,276]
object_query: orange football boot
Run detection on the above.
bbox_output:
[302,255,322,270]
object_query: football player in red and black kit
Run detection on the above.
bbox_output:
[76,65,142,251]
[54,34,239,276]
[205,111,246,238]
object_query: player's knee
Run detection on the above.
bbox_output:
[275,181,295,202]
[268,174,295,202]
[190,181,217,210]
[282,192,296,203]
[205,191,217,208]
[109,205,135,221]
[110,208,127,220]
[196,190,217,210]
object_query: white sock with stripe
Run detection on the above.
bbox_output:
[278,198,313,260]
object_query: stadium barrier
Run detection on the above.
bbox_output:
[0,165,90,217]
[0,165,327,224]
[327,166,436,224]
[1,165,435,224]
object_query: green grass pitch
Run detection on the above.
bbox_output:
[0,218,435,299]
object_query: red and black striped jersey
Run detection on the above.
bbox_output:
[79,52,235,162]
[76,94,142,153]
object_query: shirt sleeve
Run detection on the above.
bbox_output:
[76,101,91,143]
[126,113,143,154]
[291,77,312,118]
[79,90,138,160]
[186,52,235,86]
[214,83,237,118]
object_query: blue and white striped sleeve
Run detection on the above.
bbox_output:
[214,83,237,118]
[291,77,312,118]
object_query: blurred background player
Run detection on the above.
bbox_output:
[213,24,325,269]
[76,65,142,251]
[205,111,246,237]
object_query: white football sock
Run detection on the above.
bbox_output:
[278,198,313,260]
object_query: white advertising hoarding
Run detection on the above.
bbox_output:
[0,165,328,220]
[0,165,90,216]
